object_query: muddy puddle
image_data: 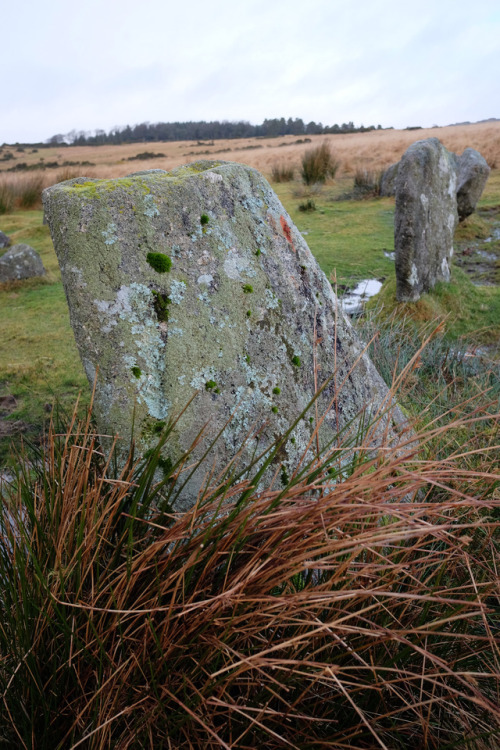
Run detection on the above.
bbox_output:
[454,217,500,285]
[340,279,383,315]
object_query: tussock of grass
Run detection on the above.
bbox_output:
[271,162,295,182]
[353,168,383,197]
[1,352,499,748]
[301,142,340,185]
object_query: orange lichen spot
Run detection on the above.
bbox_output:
[280,215,295,251]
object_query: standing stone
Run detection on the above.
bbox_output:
[43,161,405,510]
[395,139,458,302]
[0,243,46,282]
[456,148,490,221]
[380,162,399,197]
[0,231,11,249]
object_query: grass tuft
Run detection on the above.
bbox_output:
[271,163,295,182]
[301,142,340,185]
[2,366,499,747]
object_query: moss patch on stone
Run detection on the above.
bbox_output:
[147,252,172,273]
[151,290,171,322]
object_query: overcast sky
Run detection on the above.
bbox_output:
[3,0,499,143]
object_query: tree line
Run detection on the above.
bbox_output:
[46,118,385,146]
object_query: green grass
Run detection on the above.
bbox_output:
[366,266,500,344]
[0,211,88,461]
[275,181,396,287]
[1,172,500,463]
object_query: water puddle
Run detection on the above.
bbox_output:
[477,250,497,261]
[384,251,395,261]
[341,279,383,315]
[455,218,499,285]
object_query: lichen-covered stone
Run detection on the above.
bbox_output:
[456,148,490,222]
[380,162,399,197]
[43,161,405,510]
[395,139,458,302]
[0,230,11,249]
[0,243,46,282]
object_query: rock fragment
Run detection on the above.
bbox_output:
[0,243,46,282]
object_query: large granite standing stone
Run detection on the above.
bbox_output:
[0,243,46,282]
[395,139,458,302]
[43,161,404,510]
[456,148,490,221]
[379,162,399,197]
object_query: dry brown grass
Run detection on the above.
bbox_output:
[1,340,500,748]
[1,122,499,188]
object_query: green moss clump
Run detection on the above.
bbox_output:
[131,366,142,378]
[153,421,166,434]
[151,290,171,322]
[271,406,278,414]
[200,214,210,226]
[246,310,252,317]
[245,355,251,364]
[280,466,289,487]
[255,248,261,257]
[290,437,296,445]
[205,380,217,391]
[147,252,172,273]
[242,284,253,294]
[291,355,301,367]
[158,455,173,476]
[272,386,281,395]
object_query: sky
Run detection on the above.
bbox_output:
[3,0,499,144]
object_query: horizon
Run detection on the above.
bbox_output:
[2,114,499,148]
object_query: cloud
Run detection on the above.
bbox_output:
[1,0,499,142]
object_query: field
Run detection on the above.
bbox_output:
[1,124,500,461]
[2,120,500,188]
[1,125,500,746]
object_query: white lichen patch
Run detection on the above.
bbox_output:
[204,171,223,183]
[190,366,218,390]
[265,288,279,309]
[448,171,457,198]
[420,193,429,209]
[441,257,450,279]
[102,222,118,245]
[143,194,160,218]
[197,274,213,286]
[408,263,419,287]
[67,265,87,288]
[223,248,255,280]
[169,280,186,304]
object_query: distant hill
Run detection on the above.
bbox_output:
[448,117,499,127]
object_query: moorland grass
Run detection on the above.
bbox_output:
[300,142,340,185]
[0,355,499,748]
